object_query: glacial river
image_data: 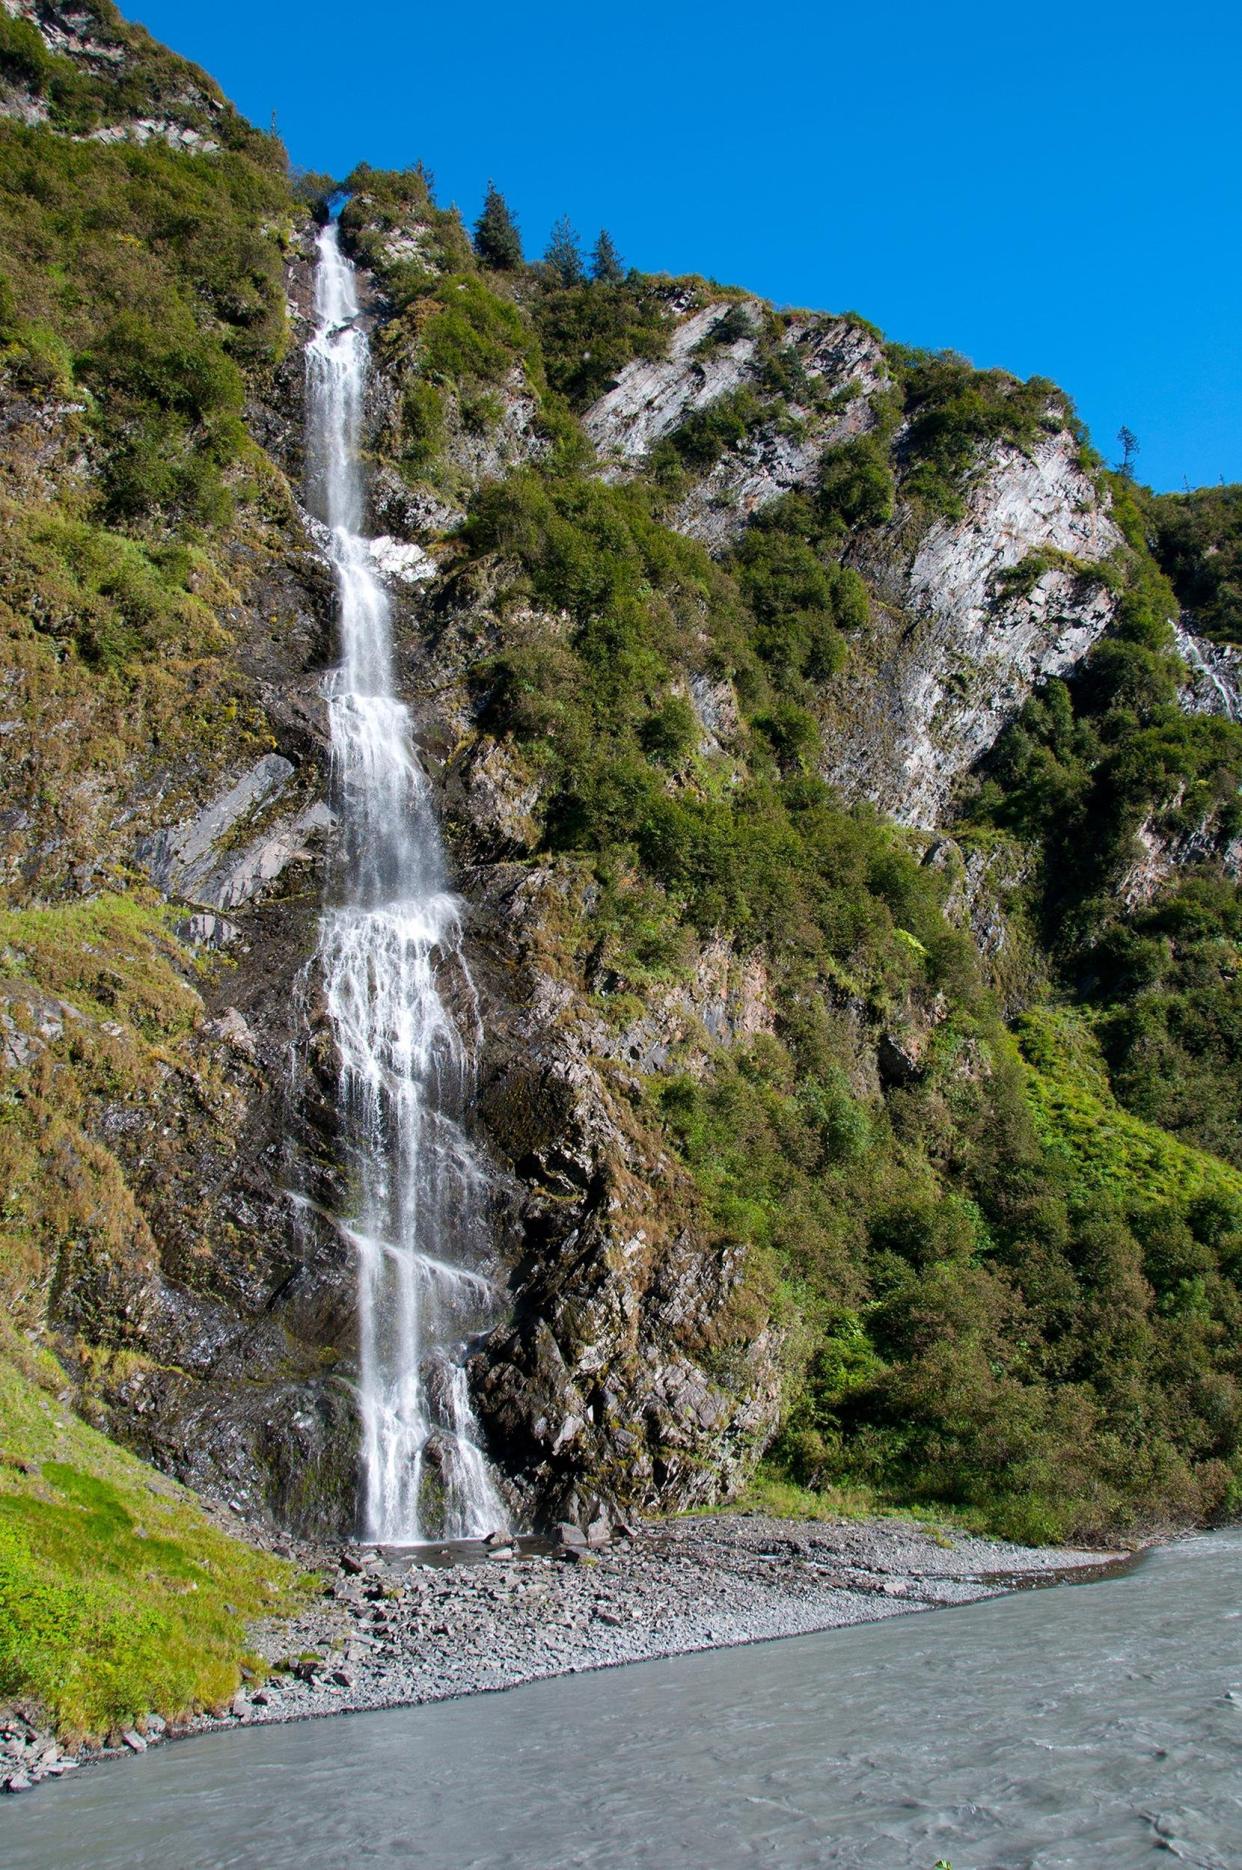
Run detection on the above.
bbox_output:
[4,1529,1239,1869]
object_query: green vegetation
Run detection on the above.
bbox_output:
[0,3,274,155]
[473,179,522,270]
[0,116,289,524]
[589,228,624,285]
[968,481,1242,1171]
[543,213,584,287]
[890,347,1070,518]
[454,440,1242,1543]
[0,108,280,892]
[340,162,474,298]
[1143,481,1242,645]
[0,1326,307,1738]
[1018,1007,1242,1209]
[0,894,203,1326]
[533,274,672,407]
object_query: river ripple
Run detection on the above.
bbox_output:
[3,1528,1238,1869]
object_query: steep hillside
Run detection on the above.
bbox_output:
[0,0,1239,1571]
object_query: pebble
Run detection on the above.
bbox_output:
[10,1514,1130,1801]
[206,1513,1124,1743]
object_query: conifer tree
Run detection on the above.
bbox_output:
[473,182,522,270]
[590,228,624,284]
[544,214,584,287]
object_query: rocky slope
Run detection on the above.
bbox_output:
[1,0,1240,1586]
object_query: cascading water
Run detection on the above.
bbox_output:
[306,212,508,1544]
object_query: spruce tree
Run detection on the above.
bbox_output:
[473,182,522,270]
[590,228,624,284]
[544,214,584,287]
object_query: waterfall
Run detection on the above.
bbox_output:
[305,215,508,1544]
[1173,620,1242,722]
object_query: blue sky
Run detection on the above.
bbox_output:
[137,0,1239,491]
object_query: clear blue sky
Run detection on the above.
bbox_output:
[136,0,1239,492]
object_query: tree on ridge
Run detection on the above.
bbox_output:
[590,228,624,284]
[474,182,523,269]
[544,214,584,287]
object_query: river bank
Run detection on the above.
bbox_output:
[1,1509,1136,1795]
[6,1529,1233,1870]
[229,1512,1128,1727]
[1,1509,1129,1794]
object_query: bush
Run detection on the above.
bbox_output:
[892,349,1068,516]
[533,277,671,408]
[639,696,698,765]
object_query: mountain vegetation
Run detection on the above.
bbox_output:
[0,0,1239,1737]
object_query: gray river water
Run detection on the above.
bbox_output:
[4,1529,1239,1869]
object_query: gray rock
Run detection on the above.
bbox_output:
[823,432,1122,827]
[137,755,335,911]
[177,912,242,950]
[1175,621,1242,720]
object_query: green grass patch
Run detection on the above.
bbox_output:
[1017,1007,1242,1209]
[0,1327,309,1739]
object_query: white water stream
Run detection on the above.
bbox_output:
[305,216,507,1543]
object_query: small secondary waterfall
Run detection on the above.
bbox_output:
[306,214,508,1543]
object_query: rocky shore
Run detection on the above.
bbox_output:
[1,1511,1129,1792]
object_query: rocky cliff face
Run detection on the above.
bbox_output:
[583,290,1125,827]
[828,435,1121,824]
[3,6,1240,1547]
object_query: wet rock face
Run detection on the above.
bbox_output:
[74,883,366,1534]
[444,860,786,1528]
[1175,622,1242,721]
[137,753,334,911]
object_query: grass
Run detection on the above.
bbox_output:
[728,1471,990,1543]
[1017,1007,1242,1209]
[0,1325,310,1740]
[730,1469,877,1521]
[0,893,209,1325]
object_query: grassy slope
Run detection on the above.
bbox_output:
[0,1326,308,1740]
[0,12,313,1740]
[1018,1008,1242,1209]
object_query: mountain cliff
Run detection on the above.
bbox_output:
[1,0,1240,1706]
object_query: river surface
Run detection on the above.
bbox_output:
[4,1530,1239,1869]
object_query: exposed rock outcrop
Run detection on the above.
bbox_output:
[826,434,1122,825]
[585,298,765,470]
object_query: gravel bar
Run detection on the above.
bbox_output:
[211,1513,1129,1727]
[1,1511,1133,1792]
